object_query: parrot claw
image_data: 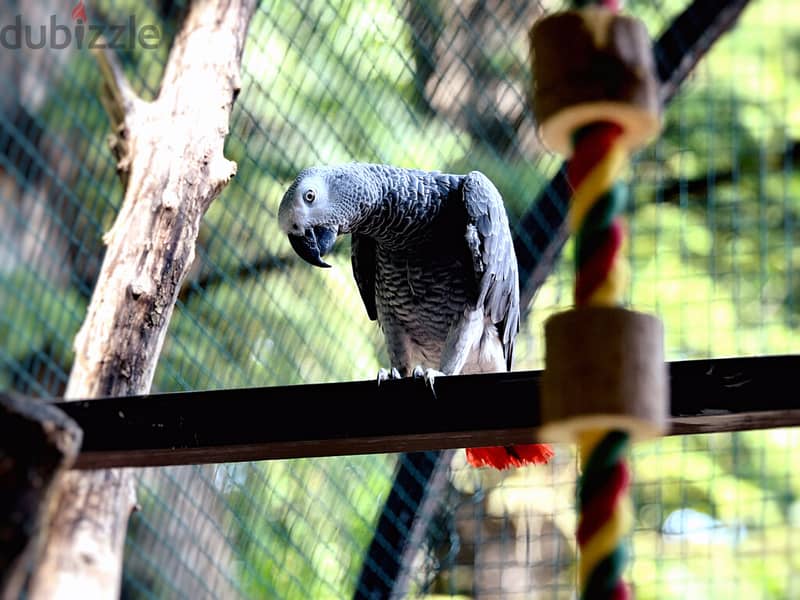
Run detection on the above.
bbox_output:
[411,366,444,399]
[376,367,402,386]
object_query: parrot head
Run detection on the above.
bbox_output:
[278,165,376,268]
[278,168,338,268]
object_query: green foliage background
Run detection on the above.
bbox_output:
[0,0,797,598]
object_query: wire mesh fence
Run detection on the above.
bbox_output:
[1,0,798,598]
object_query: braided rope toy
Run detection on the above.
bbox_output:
[571,119,633,599]
[530,1,669,597]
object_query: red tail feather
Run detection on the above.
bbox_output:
[466,444,554,470]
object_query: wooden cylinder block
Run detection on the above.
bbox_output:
[540,306,668,442]
[530,8,662,156]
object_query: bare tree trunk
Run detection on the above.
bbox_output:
[27,1,257,598]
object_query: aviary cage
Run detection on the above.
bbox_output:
[1,1,798,599]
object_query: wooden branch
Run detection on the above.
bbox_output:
[27,2,257,599]
[178,251,294,302]
[656,0,752,105]
[0,393,82,600]
[389,449,455,600]
[93,37,139,132]
[654,170,736,203]
[354,451,454,600]
[46,355,800,470]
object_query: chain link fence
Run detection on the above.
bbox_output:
[1,0,798,598]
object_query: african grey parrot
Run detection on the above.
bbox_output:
[278,163,552,469]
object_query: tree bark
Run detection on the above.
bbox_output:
[26,1,257,598]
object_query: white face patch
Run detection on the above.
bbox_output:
[277,173,329,234]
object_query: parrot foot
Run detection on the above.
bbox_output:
[411,365,444,399]
[376,367,402,386]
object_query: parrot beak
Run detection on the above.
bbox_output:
[287,225,337,268]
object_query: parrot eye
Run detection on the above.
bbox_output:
[303,189,316,204]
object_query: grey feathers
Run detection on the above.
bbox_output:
[351,234,377,321]
[279,163,520,375]
[462,171,520,367]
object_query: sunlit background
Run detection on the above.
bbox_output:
[1,0,798,598]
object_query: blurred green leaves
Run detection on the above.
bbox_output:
[1,0,799,598]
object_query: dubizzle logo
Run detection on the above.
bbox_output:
[71,2,88,23]
[0,1,161,50]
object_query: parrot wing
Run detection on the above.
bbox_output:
[461,172,553,470]
[462,171,521,371]
[351,233,378,321]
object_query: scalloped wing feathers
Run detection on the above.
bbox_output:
[462,171,521,370]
